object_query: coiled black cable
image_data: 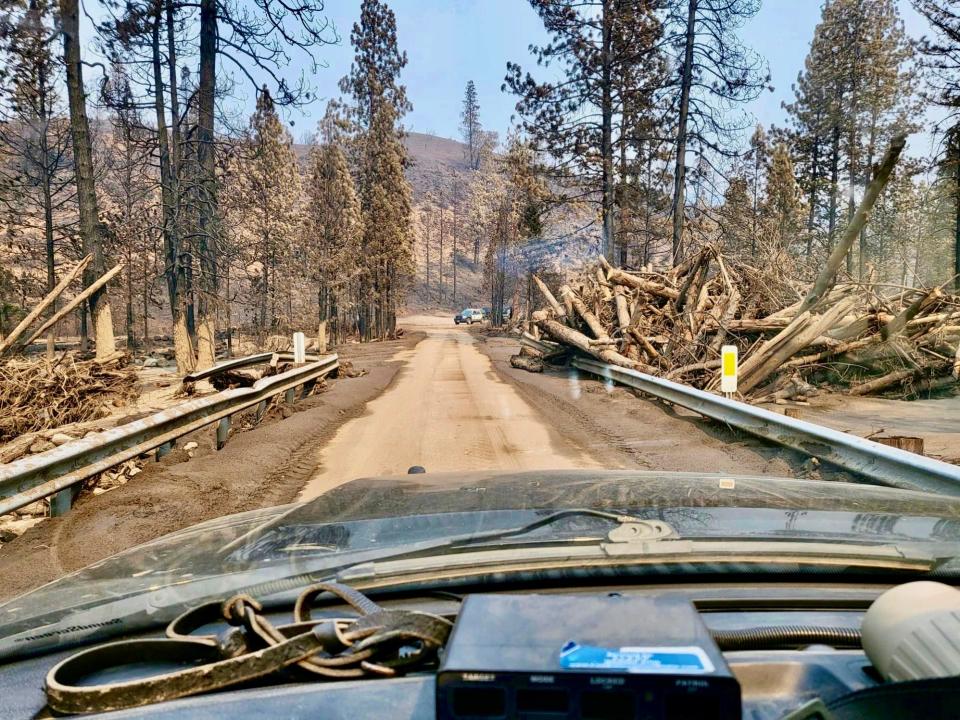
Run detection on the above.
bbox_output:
[712,625,862,651]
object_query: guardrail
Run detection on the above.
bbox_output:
[0,353,339,518]
[181,352,331,384]
[520,332,560,356]
[568,356,960,497]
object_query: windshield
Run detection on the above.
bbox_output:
[3,0,960,658]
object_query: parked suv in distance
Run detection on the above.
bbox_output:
[455,308,484,324]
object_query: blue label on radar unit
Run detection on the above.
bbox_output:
[559,642,714,674]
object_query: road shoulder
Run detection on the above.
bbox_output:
[476,332,814,478]
[0,332,424,602]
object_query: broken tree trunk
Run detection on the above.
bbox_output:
[738,297,858,394]
[18,263,125,350]
[797,135,906,315]
[533,275,568,322]
[0,255,91,356]
[563,285,609,340]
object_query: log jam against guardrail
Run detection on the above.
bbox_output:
[520,137,959,402]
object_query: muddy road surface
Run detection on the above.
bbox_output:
[299,316,605,499]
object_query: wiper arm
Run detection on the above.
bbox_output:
[232,510,670,599]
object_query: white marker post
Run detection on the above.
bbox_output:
[720,345,738,396]
[292,332,306,366]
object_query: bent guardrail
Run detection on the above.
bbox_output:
[570,356,960,497]
[181,351,330,384]
[0,354,339,517]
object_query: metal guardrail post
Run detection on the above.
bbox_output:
[255,399,268,424]
[216,416,231,450]
[156,441,174,461]
[571,356,960,497]
[49,487,73,517]
[284,387,296,404]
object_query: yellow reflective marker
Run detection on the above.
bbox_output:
[720,345,738,394]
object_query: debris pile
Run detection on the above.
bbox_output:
[520,135,959,401]
[523,247,960,401]
[0,353,138,445]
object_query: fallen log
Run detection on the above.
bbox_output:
[0,255,92,356]
[536,316,648,371]
[848,366,921,396]
[510,354,544,373]
[17,263,125,351]
[599,260,680,300]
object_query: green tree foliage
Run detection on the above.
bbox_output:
[784,0,915,274]
[304,141,363,343]
[340,0,413,338]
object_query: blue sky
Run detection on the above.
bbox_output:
[79,1,933,149]
[274,0,933,151]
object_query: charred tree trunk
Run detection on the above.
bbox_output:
[600,0,616,264]
[194,0,218,369]
[152,1,192,371]
[670,0,698,266]
[59,0,115,359]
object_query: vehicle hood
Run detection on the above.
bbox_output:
[167,468,960,539]
[2,470,959,661]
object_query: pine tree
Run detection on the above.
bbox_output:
[762,143,805,254]
[303,142,363,346]
[718,171,753,255]
[745,125,768,254]
[340,0,413,339]
[505,0,666,264]
[100,68,157,350]
[786,0,915,274]
[59,0,116,359]
[663,0,768,264]
[241,90,302,334]
[913,0,960,287]
[460,80,482,170]
[0,0,75,355]
[361,100,413,336]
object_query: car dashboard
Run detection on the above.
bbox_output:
[0,581,949,719]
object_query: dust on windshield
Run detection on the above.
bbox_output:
[2,0,960,602]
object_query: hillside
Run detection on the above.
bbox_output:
[297,131,485,313]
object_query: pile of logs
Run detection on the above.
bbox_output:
[520,136,960,401]
[0,352,137,444]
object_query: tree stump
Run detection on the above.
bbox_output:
[874,436,925,456]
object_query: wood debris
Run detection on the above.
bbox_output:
[522,135,958,401]
[0,353,138,445]
[526,245,960,401]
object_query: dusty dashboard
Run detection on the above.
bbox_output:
[0,581,957,720]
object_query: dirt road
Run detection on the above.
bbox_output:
[299,316,606,499]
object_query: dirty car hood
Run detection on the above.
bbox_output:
[2,470,960,661]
